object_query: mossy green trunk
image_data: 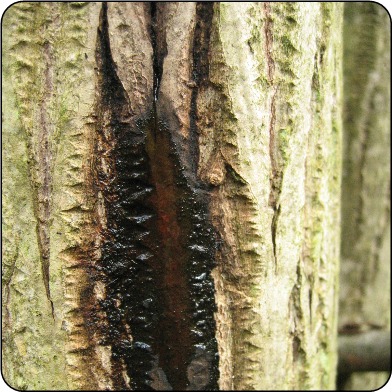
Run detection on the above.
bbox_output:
[339,3,390,390]
[2,2,342,390]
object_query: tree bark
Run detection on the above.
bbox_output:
[2,2,343,390]
[338,3,391,390]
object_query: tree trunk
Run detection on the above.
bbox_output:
[2,2,343,390]
[338,3,391,390]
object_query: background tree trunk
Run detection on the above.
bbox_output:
[338,3,391,390]
[2,2,342,390]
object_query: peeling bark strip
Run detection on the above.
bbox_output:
[92,3,218,389]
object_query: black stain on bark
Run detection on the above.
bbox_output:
[92,2,219,390]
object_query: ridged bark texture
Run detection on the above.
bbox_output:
[2,3,102,389]
[206,3,342,389]
[2,2,343,390]
[339,3,391,390]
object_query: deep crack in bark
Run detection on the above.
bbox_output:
[264,3,281,273]
[34,39,55,319]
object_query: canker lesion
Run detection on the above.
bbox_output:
[91,2,219,390]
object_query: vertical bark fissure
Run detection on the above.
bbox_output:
[264,2,281,272]
[149,3,166,104]
[35,39,55,319]
[264,3,275,82]
[147,6,194,390]
[146,3,219,389]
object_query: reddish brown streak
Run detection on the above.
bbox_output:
[146,118,194,390]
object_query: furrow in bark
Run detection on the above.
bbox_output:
[35,40,54,318]
[264,2,281,272]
